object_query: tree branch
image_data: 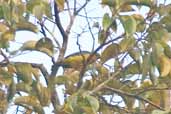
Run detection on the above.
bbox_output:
[84,8,95,51]
[74,0,89,15]
[77,33,125,89]
[54,2,67,41]
[31,63,49,85]
[104,86,165,111]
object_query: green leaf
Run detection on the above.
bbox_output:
[86,95,99,112]
[35,38,54,57]
[98,29,106,44]
[152,109,171,114]
[102,13,112,31]
[7,80,16,101]
[43,2,52,18]
[128,48,141,62]
[151,42,164,64]
[101,0,116,7]
[120,15,137,36]
[53,75,68,85]
[124,63,140,75]
[63,94,78,113]
[132,14,145,32]
[119,37,136,52]
[101,43,120,63]
[164,44,171,58]
[141,54,151,80]
[0,2,11,22]
[124,0,155,7]
[27,0,51,20]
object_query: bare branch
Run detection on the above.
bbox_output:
[54,2,67,40]
[74,0,89,15]
[84,8,95,51]
[77,33,125,89]
[104,86,165,111]
[0,49,9,66]
[31,63,49,85]
[98,95,130,113]
[43,24,61,48]
[135,87,171,95]
[38,21,47,37]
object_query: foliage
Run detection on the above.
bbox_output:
[1,0,171,114]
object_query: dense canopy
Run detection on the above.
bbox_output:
[0,0,171,114]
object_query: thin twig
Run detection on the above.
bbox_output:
[98,95,130,113]
[84,8,95,51]
[0,49,9,66]
[43,24,61,48]
[74,0,76,14]
[54,3,67,40]
[77,33,124,89]
[74,0,89,15]
[31,63,49,85]
[38,21,47,37]
[135,87,171,95]
[104,86,165,111]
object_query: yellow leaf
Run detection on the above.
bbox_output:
[101,43,120,63]
[21,40,37,51]
[14,95,44,113]
[15,63,33,84]
[7,64,16,74]
[95,63,109,76]
[1,29,15,41]
[16,21,38,33]
[36,83,51,106]
[64,69,79,83]
[56,0,65,11]
[0,22,8,32]
[0,90,7,114]
[14,96,40,107]
[120,4,134,12]
[132,14,144,21]
[32,4,44,20]
[16,82,32,93]
[140,80,153,88]
[159,55,171,77]
[32,68,40,81]
[0,69,12,86]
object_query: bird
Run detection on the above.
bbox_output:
[62,51,100,70]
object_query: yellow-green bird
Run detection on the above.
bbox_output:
[63,51,100,70]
